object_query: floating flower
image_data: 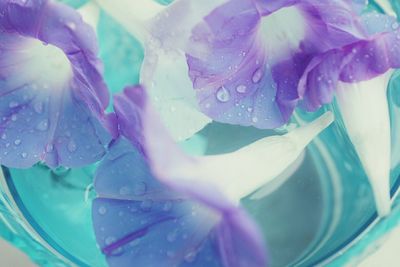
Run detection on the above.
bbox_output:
[298,10,400,216]
[150,0,399,216]
[0,0,110,168]
[92,85,333,267]
[94,0,231,141]
[184,0,365,128]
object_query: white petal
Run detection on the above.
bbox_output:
[336,71,393,217]
[78,2,101,31]
[141,50,211,142]
[249,151,305,200]
[168,112,334,203]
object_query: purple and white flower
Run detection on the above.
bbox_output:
[92,85,333,267]
[0,0,110,168]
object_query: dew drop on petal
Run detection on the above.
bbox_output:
[392,22,399,30]
[163,201,173,211]
[67,140,77,152]
[1,134,6,140]
[216,87,230,102]
[133,182,147,196]
[98,206,107,215]
[167,231,177,242]
[252,68,263,83]
[11,114,17,121]
[33,102,44,114]
[36,119,49,131]
[184,251,197,263]
[21,152,28,158]
[9,101,18,108]
[119,186,131,196]
[236,85,247,93]
[14,139,21,146]
[45,144,54,152]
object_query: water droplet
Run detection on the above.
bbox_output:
[1,134,6,140]
[9,101,18,108]
[105,236,115,245]
[167,231,177,242]
[184,251,197,263]
[134,182,147,196]
[11,114,17,121]
[140,200,153,211]
[98,206,107,215]
[45,144,54,152]
[67,140,77,152]
[119,186,131,196]
[252,117,259,123]
[163,201,173,211]
[236,85,247,93]
[392,22,399,30]
[14,139,21,146]
[252,68,263,83]
[36,119,49,131]
[67,22,76,30]
[33,102,44,114]
[21,152,28,158]
[216,87,230,102]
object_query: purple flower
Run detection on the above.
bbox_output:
[92,85,333,267]
[298,11,400,216]
[184,0,370,129]
[93,138,267,267]
[0,0,110,168]
[181,0,400,216]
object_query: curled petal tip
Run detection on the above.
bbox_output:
[288,111,334,148]
[336,72,392,217]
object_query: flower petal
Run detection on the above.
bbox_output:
[92,138,267,267]
[0,0,110,168]
[336,71,393,217]
[114,85,333,204]
[300,12,400,110]
[186,0,365,128]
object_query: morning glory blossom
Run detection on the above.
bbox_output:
[0,0,110,168]
[93,137,267,267]
[92,0,227,141]
[91,85,333,266]
[298,10,400,216]
[170,0,400,215]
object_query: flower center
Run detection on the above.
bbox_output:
[19,38,72,90]
[260,6,306,63]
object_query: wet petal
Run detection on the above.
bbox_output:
[300,13,400,110]
[93,138,267,267]
[113,85,333,204]
[0,0,110,168]
[186,0,365,128]
[298,12,400,215]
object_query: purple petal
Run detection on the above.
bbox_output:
[186,0,367,128]
[300,12,400,110]
[101,86,268,266]
[0,0,110,168]
[92,138,267,267]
